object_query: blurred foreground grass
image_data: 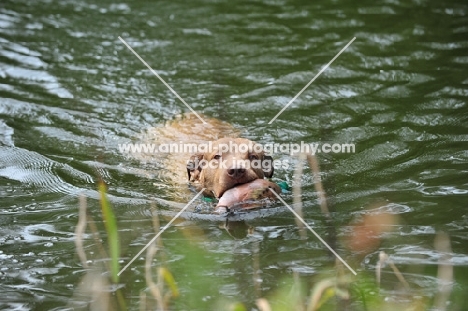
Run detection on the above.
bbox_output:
[70,163,458,310]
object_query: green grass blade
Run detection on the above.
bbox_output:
[99,181,120,283]
[159,267,179,297]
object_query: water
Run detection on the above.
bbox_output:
[1,0,467,309]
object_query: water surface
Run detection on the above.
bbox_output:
[0,0,467,309]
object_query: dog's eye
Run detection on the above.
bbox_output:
[213,154,221,160]
[249,154,259,161]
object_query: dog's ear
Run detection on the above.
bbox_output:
[262,155,274,178]
[187,153,204,181]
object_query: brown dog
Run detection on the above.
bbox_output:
[130,113,279,206]
[187,137,274,198]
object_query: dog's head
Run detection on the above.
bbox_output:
[187,137,274,198]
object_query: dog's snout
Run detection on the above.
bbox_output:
[227,168,246,179]
[188,137,276,198]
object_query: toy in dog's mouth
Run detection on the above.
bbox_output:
[215,179,281,213]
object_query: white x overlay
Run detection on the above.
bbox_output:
[117,35,357,276]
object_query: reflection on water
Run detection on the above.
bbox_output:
[0,0,467,309]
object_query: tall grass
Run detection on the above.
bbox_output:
[72,155,456,310]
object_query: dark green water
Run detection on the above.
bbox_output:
[1,0,467,310]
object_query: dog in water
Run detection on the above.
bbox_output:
[186,137,281,211]
[132,113,280,210]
